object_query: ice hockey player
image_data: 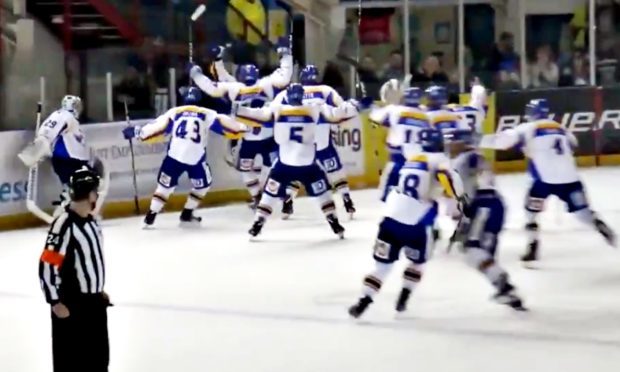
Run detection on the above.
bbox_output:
[189,38,292,208]
[424,85,464,134]
[444,128,526,310]
[271,65,359,218]
[122,87,249,228]
[370,87,430,201]
[236,84,358,239]
[449,82,488,139]
[18,95,109,217]
[348,128,525,319]
[479,98,616,263]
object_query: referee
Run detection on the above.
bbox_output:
[38,167,111,372]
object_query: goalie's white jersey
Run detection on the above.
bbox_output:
[138,105,245,165]
[192,55,293,141]
[236,102,356,166]
[38,109,89,161]
[384,152,464,225]
[482,119,580,184]
[272,84,346,150]
[370,105,431,161]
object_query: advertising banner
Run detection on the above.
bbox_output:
[332,116,365,177]
[0,131,33,215]
[494,87,598,162]
[598,86,620,156]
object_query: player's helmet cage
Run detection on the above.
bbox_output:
[69,167,100,201]
[300,65,319,85]
[525,98,550,121]
[425,86,448,108]
[403,87,422,107]
[286,84,305,106]
[183,87,203,105]
[238,64,259,85]
[418,128,444,153]
[62,95,83,119]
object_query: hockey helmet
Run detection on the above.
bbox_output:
[286,84,304,106]
[238,64,259,85]
[69,167,100,201]
[524,99,550,121]
[425,85,448,109]
[300,65,320,85]
[403,87,422,107]
[182,87,203,105]
[62,95,83,119]
[418,128,444,153]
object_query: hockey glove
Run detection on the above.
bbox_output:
[207,44,225,61]
[122,126,140,140]
[276,36,291,55]
[187,63,203,79]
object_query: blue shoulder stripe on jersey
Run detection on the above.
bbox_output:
[402,161,429,171]
[278,115,314,124]
[534,127,564,137]
[174,111,206,121]
[397,117,430,128]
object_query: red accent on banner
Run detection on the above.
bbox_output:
[359,13,391,45]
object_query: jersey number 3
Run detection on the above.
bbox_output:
[175,120,201,144]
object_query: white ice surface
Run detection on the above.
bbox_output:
[2,168,620,372]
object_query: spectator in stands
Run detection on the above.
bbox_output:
[358,56,380,84]
[487,32,520,87]
[381,50,405,81]
[114,66,153,119]
[256,51,275,77]
[496,60,521,90]
[559,49,589,86]
[412,55,449,85]
[322,60,347,97]
[529,44,559,88]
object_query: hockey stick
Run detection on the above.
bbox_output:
[189,4,207,64]
[26,102,54,224]
[124,100,140,215]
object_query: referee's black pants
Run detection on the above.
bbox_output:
[51,294,109,372]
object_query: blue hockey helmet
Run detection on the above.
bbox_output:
[403,87,422,107]
[286,84,305,106]
[444,128,474,144]
[300,65,320,85]
[418,128,444,153]
[425,85,448,109]
[524,98,550,120]
[182,87,203,105]
[238,64,259,85]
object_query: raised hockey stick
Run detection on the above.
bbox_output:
[26,102,54,224]
[124,100,140,215]
[189,4,207,64]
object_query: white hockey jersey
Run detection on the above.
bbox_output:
[272,85,346,150]
[192,55,293,141]
[138,105,246,166]
[384,152,465,226]
[370,105,431,162]
[450,84,488,135]
[236,102,356,166]
[451,150,495,198]
[425,108,467,135]
[481,119,580,184]
[38,109,89,161]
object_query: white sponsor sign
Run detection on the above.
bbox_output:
[332,116,365,176]
[0,131,33,215]
[497,110,620,132]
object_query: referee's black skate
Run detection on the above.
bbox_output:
[143,210,157,229]
[348,296,373,319]
[395,288,412,312]
[493,274,527,311]
[249,217,266,237]
[180,208,202,226]
[343,194,356,218]
[327,215,345,239]
[281,198,294,220]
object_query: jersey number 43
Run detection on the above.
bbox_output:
[175,120,201,144]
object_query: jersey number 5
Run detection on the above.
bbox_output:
[175,120,201,144]
[289,126,304,143]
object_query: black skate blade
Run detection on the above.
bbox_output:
[521,261,540,270]
[179,220,202,229]
[282,213,292,220]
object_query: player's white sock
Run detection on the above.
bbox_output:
[255,193,278,219]
[285,182,301,201]
[465,248,505,285]
[574,208,595,225]
[241,172,261,198]
[184,187,210,210]
[150,185,174,213]
[328,169,351,196]
[316,192,337,219]
[362,261,393,298]
[402,263,424,291]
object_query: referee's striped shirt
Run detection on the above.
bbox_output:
[39,208,105,304]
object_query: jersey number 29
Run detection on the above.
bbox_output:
[175,120,201,144]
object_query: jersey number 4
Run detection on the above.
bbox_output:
[553,138,564,155]
[175,120,201,144]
